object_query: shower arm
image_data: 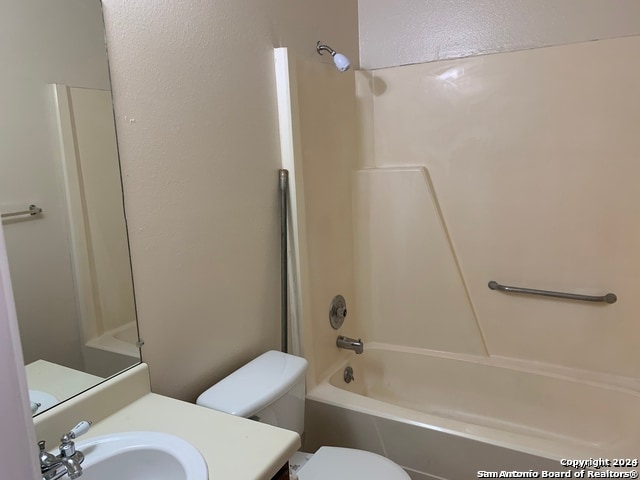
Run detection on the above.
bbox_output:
[316,41,336,57]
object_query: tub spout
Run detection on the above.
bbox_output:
[337,335,364,354]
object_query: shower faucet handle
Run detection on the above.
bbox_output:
[332,304,347,320]
[329,295,347,330]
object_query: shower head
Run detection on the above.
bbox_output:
[316,41,350,72]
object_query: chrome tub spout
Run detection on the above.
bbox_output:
[336,335,364,354]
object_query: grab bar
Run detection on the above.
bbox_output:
[1,204,43,219]
[488,280,617,304]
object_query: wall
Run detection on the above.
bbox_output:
[60,87,136,338]
[355,35,640,378]
[358,0,640,69]
[352,167,487,356]
[101,1,359,400]
[275,51,361,386]
[296,59,360,384]
[0,0,112,370]
[0,227,41,479]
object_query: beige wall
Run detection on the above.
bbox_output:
[356,36,640,378]
[291,58,361,384]
[358,0,640,69]
[0,0,112,370]
[101,1,359,400]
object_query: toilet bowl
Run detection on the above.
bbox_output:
[196,350,409,480]
[290,447,409,479]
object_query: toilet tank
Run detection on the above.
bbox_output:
[196,350,308,435]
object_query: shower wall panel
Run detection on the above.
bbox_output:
[355,36,640,378]
[276,52,361,385]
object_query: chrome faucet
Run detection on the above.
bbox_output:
[336,335,364,354]
[39,421,91,480]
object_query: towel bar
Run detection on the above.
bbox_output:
[1,204,43,219]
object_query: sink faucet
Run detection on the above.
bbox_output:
[336,335,364,354]
[39,421,91,480]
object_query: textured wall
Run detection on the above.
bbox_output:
[358,0,640,69]
[101,1,358,400]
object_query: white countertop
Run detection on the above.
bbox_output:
[26,359,103,406]
[81,392,300,479]
[33,364,301,480]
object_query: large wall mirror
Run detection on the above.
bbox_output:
[0,0,140,416]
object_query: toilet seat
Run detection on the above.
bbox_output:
[296,446,410,480]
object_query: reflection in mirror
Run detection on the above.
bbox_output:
[0,0,140,416]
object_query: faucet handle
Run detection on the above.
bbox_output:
[61,420,92,442]
[60,420,92,458]
[69,420,92,439]
[38,440,57,466]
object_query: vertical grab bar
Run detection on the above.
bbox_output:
[279,169,289,353]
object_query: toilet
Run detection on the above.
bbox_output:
[196,350,410,480]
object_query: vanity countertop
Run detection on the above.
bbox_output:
[26,359,103,402]
[80,392,300,479]
[34,364,300,480]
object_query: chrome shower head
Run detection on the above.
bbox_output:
[316,41,350,72]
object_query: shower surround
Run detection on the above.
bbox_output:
[353,36,640,377]
[275,35,640,479]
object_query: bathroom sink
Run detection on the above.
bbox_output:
[29,389,58,415]
[74,431,208,480]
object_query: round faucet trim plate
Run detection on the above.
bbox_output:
[329,295,347,330]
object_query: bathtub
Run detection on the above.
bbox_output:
[84,321,140,377]
[305,344,640,479]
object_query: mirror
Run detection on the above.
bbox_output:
[0,0,140,416]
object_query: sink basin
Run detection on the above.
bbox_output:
[75,431,208,480]
[29,389,58,415]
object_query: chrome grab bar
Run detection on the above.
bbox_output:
[1,204,43,219]
[488,280,617,304]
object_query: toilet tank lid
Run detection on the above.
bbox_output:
[196,350,308,417]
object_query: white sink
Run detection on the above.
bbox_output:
[29,389,58,415]
[75,431,208,480]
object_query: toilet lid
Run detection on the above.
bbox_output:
[297,447,410,480]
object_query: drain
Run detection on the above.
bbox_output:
[343,366,355,383]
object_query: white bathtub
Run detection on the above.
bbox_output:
[84,321,140,377]
[86,321,139,357]
[305,344,640,479]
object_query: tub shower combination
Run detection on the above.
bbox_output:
[302,282,635,477]
[275,37,640,479]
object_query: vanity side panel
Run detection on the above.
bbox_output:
[0,227,40,479]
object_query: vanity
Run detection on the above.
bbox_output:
[2,2,299,478]
[34,364,300,479]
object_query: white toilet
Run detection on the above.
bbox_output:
[196,350,409,480]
